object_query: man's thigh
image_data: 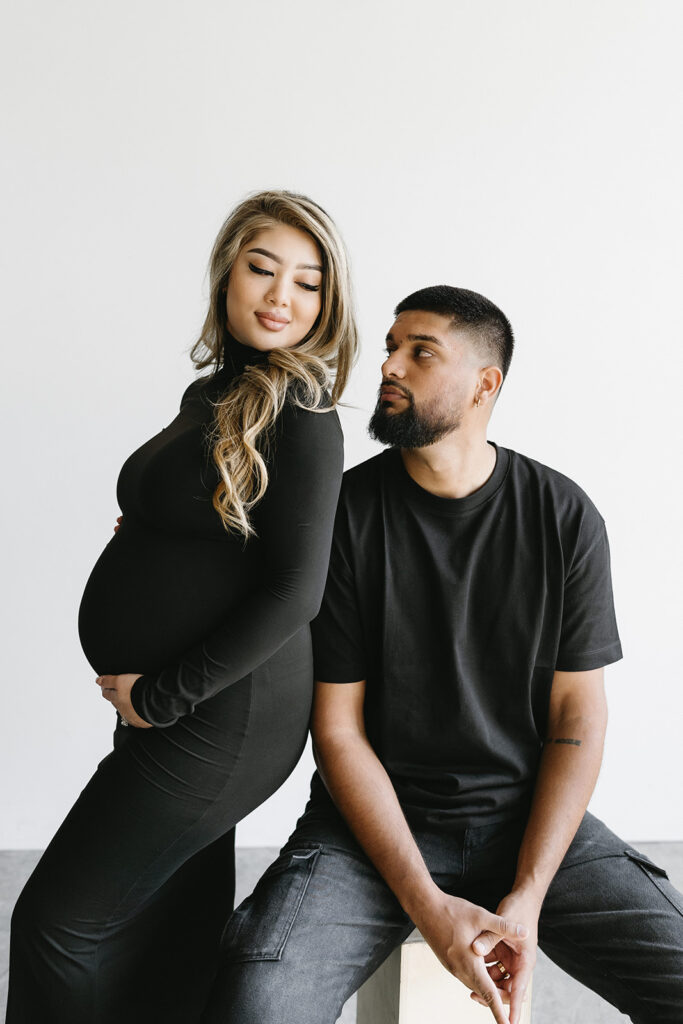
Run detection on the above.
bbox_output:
[539,812,683,1024]
[203,828,413,1024]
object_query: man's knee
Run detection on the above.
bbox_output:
[204,958,343,1024]
[203,841,342,1023]
[225,843,323,959]
[204,838,406,1023]
[549,814,683,928]
[541,817,683,1023]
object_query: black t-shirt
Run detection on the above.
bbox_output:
[310,444,622,829]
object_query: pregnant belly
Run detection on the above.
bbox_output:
[78,517,255,675]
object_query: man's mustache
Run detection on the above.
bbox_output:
[378,382,413,402]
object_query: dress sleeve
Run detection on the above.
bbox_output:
[555,505,623,672]
[130,400,344,727]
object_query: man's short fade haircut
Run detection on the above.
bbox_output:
[394,285,514,379]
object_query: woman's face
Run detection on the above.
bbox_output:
[225,223,323,351]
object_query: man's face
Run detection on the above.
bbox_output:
[369,310,480,448]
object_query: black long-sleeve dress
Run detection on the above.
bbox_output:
[7,335,344,1024]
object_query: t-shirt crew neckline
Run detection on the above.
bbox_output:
[387,442,510,516]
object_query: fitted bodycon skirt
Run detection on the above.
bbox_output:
[7,627,313,1024]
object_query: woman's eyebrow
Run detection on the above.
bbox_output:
[247,247,323,272]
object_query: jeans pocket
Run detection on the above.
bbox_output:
[624,849,683,916]
[222,844,322,962]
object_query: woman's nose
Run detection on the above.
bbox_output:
[265,276,289,306]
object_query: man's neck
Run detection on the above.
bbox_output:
[400,433,497,499]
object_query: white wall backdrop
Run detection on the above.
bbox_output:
[1,0,681,848]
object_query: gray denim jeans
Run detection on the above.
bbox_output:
[202,808,683,1024]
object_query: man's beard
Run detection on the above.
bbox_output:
[368,387,461,448]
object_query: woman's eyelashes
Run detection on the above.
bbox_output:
[248,262,320,292]
[248,262,273,277]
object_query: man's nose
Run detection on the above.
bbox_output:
[382,351,406,378]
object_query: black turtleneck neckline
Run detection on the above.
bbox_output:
[217,332,270,380]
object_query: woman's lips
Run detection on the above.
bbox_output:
[255,312,290,332]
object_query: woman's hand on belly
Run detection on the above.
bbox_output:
[96,673,152,728]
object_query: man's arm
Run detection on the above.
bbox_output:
[311,680,529,1024]
[472,667,608,1024]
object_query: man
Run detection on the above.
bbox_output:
[203,287,683,1024]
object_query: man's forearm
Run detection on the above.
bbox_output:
[313,731,438,919]
[312,683,530,1022]
[511,705,606,903]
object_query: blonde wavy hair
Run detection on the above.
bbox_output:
[190,190,358,538]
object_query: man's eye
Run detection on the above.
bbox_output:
[416,348,433,358]
[248,262,273,277]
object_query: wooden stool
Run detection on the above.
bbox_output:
[356,929,532,1023]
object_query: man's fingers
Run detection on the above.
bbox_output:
[469,962,510,1024]
[508,968,532,1024]
[473,915,528,954]
[471,989,511,1007]
[489,913,528,938]
[473,930,499,956]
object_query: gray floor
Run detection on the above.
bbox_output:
[2,843,682,1022]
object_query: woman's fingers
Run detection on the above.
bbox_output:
[95,676,116,702]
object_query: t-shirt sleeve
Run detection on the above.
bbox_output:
[311,494,368,683]
[130,400,344,727]
[556,505,623,672]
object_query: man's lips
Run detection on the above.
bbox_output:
[380,385,409,401]
[255,312,291,332]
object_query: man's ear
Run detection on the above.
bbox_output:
[477,365,504,407]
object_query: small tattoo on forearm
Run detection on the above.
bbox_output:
[546,737,582,746]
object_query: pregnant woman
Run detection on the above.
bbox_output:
[7,190,357,1023]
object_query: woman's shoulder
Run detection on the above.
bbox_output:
[179,372,220,410]
[276,385,343,447]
